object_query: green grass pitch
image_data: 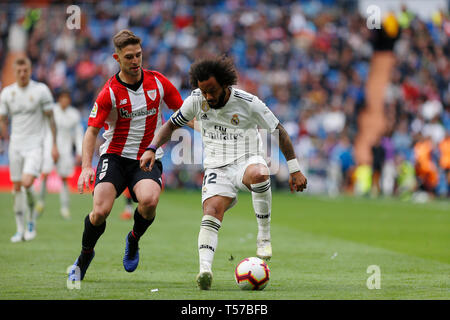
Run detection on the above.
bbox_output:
[0,190,448,300]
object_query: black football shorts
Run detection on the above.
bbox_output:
[94,153,163,202]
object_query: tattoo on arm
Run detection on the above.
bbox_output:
[276,123,296,161]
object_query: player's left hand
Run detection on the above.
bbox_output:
[51,144,59,163]
[140,149,155,172]
[289,171,307,193]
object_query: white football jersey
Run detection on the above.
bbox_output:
[171,87,279,168]
[0,80,54,149]
[43,103,83,157]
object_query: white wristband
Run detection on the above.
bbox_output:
[287,159,301,174]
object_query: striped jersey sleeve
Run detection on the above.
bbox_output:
[152,71,183,110]
[87,81,113,128]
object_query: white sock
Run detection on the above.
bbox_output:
[251,180,272,241]
[60,180,69,211]
[13,189,25,234]
[198,215,221,273]
[24,187,36,226]
[39,177,47,203]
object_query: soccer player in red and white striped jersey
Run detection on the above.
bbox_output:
[68,30,185,281]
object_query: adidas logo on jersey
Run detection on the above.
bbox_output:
[119,98,128,105]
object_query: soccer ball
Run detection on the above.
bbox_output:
[234,257,270,290]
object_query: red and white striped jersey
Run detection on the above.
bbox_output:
[88,69,182,160]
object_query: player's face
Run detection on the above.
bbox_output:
[14,63,31,87]
[115,44,142,77]
[58,94,71,109]
[198,77,228,109]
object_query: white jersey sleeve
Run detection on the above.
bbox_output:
[250,96,279,133]
[39,83,54,112]
[169,93,199,127]
[0,87,10,116]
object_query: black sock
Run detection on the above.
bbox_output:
[129,208,154,242]
[81,214,106,253]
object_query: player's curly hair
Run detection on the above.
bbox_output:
[189,55,238,88]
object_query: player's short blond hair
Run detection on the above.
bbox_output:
[113,29,141,51]
[13,56,31,67]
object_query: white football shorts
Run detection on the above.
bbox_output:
[201,155,268,210]
[41,138,54,174]
[9,145,43,181]
[42,145,75,177]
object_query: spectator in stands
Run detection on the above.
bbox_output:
[0,1,447,198]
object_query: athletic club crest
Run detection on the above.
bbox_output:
[231,114,239,125]
[147,89,157,101]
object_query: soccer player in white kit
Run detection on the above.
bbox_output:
[37,90,83,219]
[0,56,59,242]
[141,56,307,290]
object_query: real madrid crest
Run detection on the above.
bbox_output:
[201,101,210,112]
[231,114,239,125]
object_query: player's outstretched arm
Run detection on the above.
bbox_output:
[140,120,179,172]
[275,123,307,193]
[77,126,100,193]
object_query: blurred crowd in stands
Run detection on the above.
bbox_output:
[0,0,449,199]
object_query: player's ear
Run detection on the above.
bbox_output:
[112,52,120,62]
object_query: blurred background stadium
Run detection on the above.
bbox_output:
[0,0,449,302]
[0,0,449,201]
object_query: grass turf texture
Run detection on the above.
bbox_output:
[0,190,448,300]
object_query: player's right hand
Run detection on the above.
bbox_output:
[140,150,155,172]
[77,167,95,193]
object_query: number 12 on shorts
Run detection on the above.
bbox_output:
[203,172,217,185]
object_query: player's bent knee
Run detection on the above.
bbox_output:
[203,203,225,221]
[90,210,109,225]
[138,193,159,210]
[91,201,113,224]
[245,164,270,185]
[252,173,269,184]
[21,178,35,189]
